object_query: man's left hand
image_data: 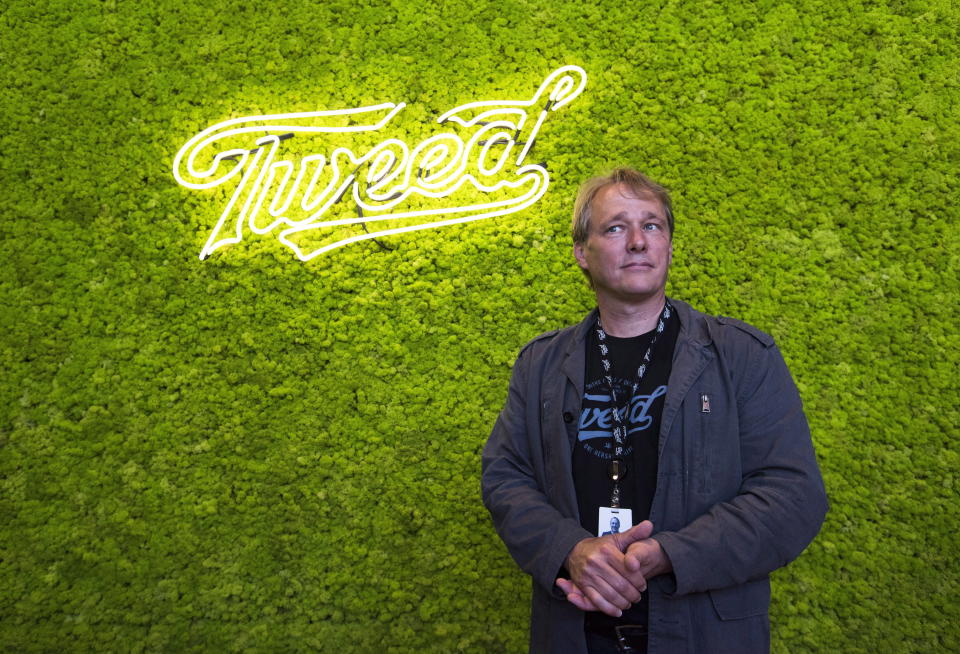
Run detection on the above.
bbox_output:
[556,536,672,612]
[624,537,672,579]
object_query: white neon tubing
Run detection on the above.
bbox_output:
[278,165,549,261]
[172,103,406,189]
[436,65,587,124]
[172,66,587,261]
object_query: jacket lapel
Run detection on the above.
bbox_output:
[560,309,595,446]
[540,310,595,519]
[659,299,713,456]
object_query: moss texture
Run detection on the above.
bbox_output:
[1,0,957,651]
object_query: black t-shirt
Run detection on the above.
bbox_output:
[572,311,680,633]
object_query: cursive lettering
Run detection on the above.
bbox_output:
[578,385,668,441]
[172,66,587,261]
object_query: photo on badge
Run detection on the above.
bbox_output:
[598,507,633,537]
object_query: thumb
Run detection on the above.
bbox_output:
[615,520,654,550]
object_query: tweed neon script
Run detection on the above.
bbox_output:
[173,66,587,261]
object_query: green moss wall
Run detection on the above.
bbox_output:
[2,0,957,651]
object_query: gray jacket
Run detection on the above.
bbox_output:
[481,299,828,654]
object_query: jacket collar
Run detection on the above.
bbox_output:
[570,299,713,349]
[558,308,597,397]
[668,298,713,350]
[572,307,599,344]
[558,298,714,391]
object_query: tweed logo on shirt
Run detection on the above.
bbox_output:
[577,380,667,460]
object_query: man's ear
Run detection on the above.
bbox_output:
[573,242,588,271]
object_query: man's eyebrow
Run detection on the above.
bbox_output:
[601,211,629,223]
[600,210,663,222]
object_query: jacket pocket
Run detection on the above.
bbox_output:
[708,577,770,621]
[695,388,716,495]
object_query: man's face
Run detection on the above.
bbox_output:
[610,517,620,532]
[574,183,672,305]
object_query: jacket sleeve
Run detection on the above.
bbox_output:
[481,343,592,595]
[652,340,828,596]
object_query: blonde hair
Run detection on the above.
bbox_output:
[571,168,674,245]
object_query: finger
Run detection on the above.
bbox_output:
[566,592,596,612]
[622,566,647,593]
[556,577,578,596]
[624,544,645,573]
[599,555,645,598]
[616,575,644,601]
[615,521,655,550]
[587,571,639,610]
[623,541,655,585]
[583,584,625,618]
[584,559,643,603]
[557,579,599,612]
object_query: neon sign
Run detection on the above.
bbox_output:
[173,66,587,261]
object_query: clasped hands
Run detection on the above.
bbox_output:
[556,520,671,617]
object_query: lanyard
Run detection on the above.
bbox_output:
[594,301,673,507]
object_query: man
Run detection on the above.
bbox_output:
[601,517,620,537]
[481,168,827,654]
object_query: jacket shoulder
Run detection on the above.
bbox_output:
[517,328,561,357]
[515,318,582,360]
[673,299,775,349]
[711,315,776,348]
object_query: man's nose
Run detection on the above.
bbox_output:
[627,227,647,251]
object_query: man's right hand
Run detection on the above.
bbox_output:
[556,521,654,617]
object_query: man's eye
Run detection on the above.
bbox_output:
[643,223,661,231]
[606,225,623,233]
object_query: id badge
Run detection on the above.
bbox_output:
[597,507,632,537]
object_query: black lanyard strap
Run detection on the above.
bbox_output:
[594,301,673,506]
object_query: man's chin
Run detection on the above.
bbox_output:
[610,286,666,302]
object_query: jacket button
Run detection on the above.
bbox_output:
[562,412,574,423]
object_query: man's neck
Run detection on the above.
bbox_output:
[596,293,666,337]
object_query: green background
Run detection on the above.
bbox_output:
[2,0,957,651]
